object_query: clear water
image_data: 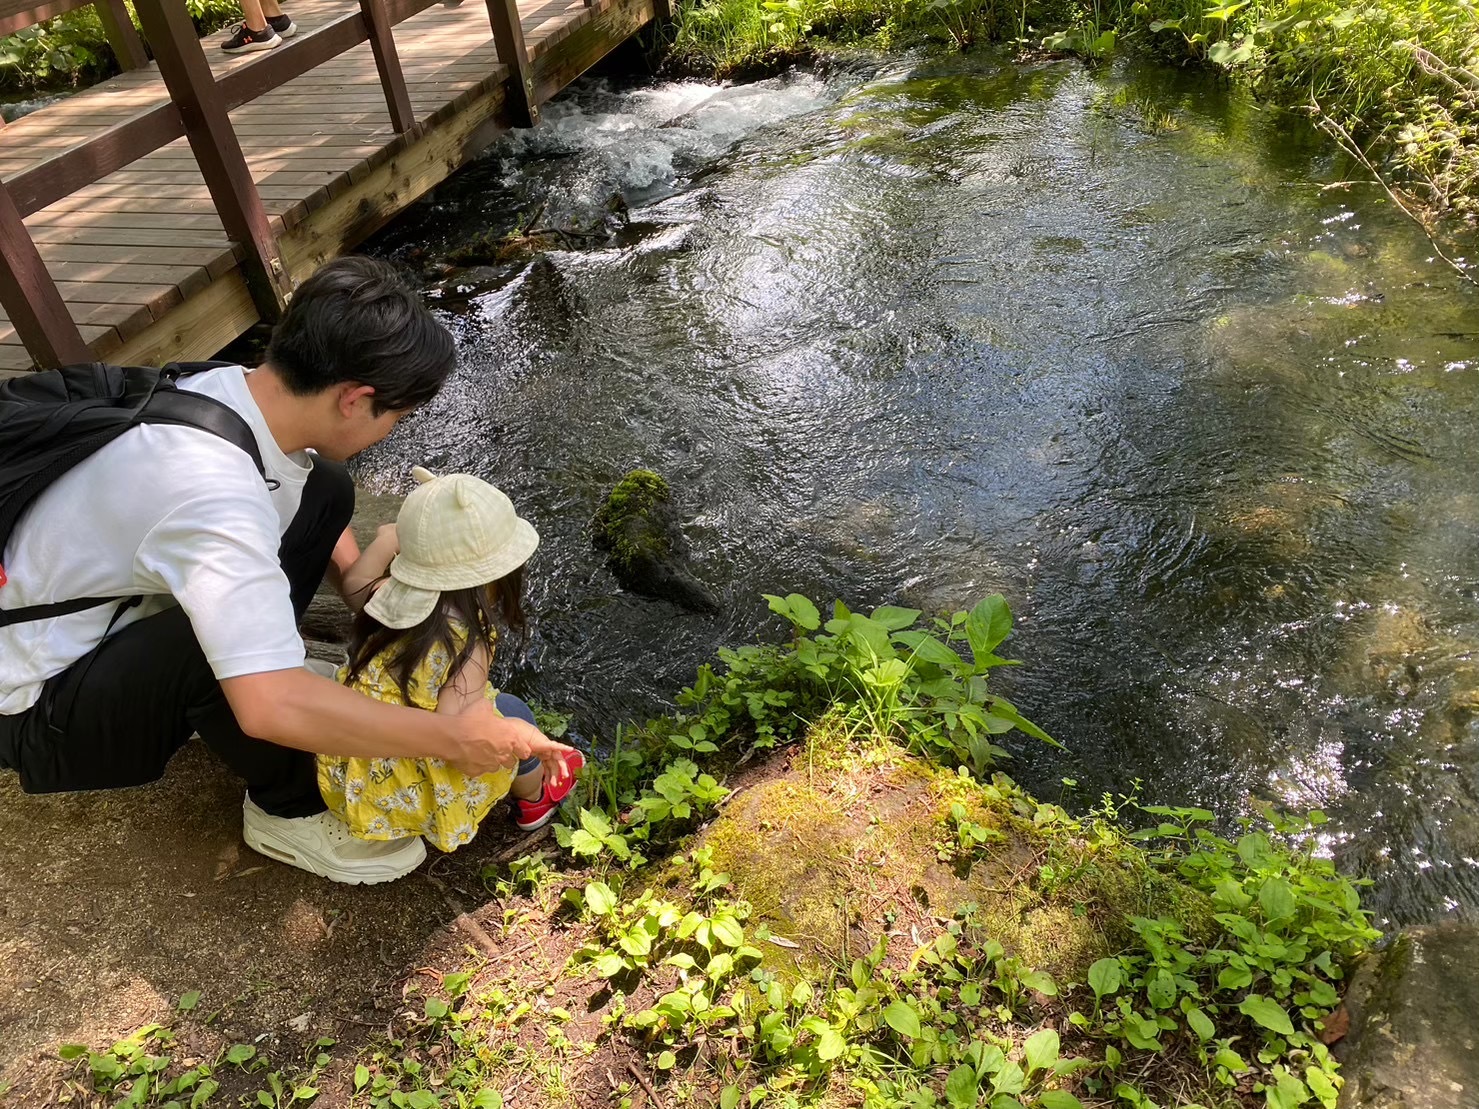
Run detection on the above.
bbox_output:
[364,55,1479,929]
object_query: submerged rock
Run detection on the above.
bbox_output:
[593,469,719,612]
[1336,923,1479,1109]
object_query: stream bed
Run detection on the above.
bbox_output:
[361,54,1479,929]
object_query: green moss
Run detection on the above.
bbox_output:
[697,722,1209,986]
[593,469,675,572]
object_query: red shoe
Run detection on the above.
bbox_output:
[513,750,585,831]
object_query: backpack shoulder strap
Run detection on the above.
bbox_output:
[0,364,273,629]
[139,386,267,478]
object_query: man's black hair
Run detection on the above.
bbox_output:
[266,256,456,413]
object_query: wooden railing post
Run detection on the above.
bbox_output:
[0,181,89,369]
[484,0,538,127]
[94,0,149,70]
[359,0,416,133]
[131,0,294,320]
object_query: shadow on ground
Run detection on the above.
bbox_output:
[0,742,548,1101]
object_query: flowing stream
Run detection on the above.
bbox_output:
[361,54,1479,929]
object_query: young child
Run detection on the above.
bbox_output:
[318,466,583,852]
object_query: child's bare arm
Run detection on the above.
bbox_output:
[436,641,494,717]
[341,524,400,612]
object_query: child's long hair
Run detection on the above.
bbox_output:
[345,567,527,705]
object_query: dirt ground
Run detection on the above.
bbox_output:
[0,738,552,1103]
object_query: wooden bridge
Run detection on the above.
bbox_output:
[0,0,660,374]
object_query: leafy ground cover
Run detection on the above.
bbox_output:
[47,594,1378,1109]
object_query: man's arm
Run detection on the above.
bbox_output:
[221,668,571,776]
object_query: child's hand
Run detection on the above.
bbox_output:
[449,700,574,776]
[375,523,400,555]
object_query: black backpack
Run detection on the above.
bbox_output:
[0,361,267,629]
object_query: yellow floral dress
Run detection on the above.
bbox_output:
[316,629,515,853]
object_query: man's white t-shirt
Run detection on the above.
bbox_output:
[0,366,311,715]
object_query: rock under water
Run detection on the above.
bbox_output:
[592,469,719,612]
[1336,922,1479,1109]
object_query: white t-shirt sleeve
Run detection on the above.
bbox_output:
[134,485,305,681]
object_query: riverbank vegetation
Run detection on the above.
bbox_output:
[56,594,1378,1108]
[4,0,1473,226]
[666,0,1479,222]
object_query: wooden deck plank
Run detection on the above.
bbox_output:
[0,0,653,368]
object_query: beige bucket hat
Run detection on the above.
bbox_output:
[364,466,540,630]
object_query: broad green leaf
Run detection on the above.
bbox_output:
[178,990,201,1012]
[1024,1028,1059,1074]
[595,952,627,977]
[1218,962,1254,991]
[972,1043,1006,1074]
[655,1051,676,1070]
[843,613,896,659]
[1258,877,1297,921]
[990,1060,1025,1096]
[985,699,1061,748]
[1146,969,1177,1009]
[225,1045,255,1065]
[784,594,820,630]
[584,881,616,916]
[944,1063,977,1108]
[894,630,969,671]
[1237,832,1276,868]
[1214,1046,1249,1072]
[471,1092,504,1109]
[1088,957,1122,998]
[815,1027,846,1061]
[1238,994,1295,1036]
[1018,969,1058,996]
[1039,1093,1085,1109]
[720,1086,742,1109]
[871,605,922,631]
[1265,1067,1309,1109]
[966,595,1013,663]
[1306,1065,1338,1106]
[1185,1006,1216,1042]
[883,1000,921,1039]
[354,1064,370,1090]
[58,1044,88,1060]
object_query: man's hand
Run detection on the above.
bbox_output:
[443,697,575,777]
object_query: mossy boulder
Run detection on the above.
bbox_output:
[692,720,1208,983]
[593,470,719,612]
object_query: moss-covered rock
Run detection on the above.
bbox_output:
[593,469,719,612]
[694,720,1207,983]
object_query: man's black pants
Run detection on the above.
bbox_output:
[0,461,353,817]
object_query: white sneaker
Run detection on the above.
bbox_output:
[242,797,426,885]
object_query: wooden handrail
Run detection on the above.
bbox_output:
[133,0,293,318]
[0,0,535,368]
[3,0,450,218]
[0,180,91,367]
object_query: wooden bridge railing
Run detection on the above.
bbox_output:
[0,0,545,370]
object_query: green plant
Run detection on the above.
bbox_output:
[0,0,241,90]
